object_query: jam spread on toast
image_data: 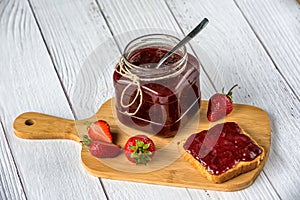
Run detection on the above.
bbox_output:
[183,122,262,175]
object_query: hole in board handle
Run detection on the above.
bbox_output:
[25,119,35,126]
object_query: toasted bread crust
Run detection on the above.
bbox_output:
[183,129,265,183]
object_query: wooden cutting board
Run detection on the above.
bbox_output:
[13,98,270,192]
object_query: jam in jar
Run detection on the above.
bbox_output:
[113,34,201,137]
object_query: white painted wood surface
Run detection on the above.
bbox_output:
[166,0,300,199]
[0,0,299,199]
[0,122,26,200]
[235,0,300,98]
[0,0,106,199]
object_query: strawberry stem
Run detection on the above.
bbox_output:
[226,84,238,102]
[227,84,238,95]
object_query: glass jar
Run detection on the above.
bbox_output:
[113,34,201,137]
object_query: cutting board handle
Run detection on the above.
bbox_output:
[13,112,80,142]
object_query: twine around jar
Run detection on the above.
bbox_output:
[115,56,187,116]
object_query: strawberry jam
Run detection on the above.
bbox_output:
[113,34,201,137]
[183,122,262,175]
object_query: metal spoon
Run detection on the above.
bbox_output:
[156,18,209,68]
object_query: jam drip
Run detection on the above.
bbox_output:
[183,122,262,175]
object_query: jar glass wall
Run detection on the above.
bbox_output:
[113,34,201,137]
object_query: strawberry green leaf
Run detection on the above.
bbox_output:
[227,91,233,101]
[143,143,150,149]
[146,156,151,161]
[130,152,138,158]
[129,145,137,151]
[136,140,144,147]
[82,135,91,147]
[84,121,92,129]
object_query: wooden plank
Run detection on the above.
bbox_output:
[0,0,107,199]
[234,0,300,98]
[0,122,26,200]
[99,0,279,198]
[166,0,300,198]
[27,0,193,199]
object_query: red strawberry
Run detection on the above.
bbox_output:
[124,135,156,165]
[87,120,113,143]
[89,140,121,158]
[207,84,238,122]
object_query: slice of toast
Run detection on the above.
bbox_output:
[183,122,265,183]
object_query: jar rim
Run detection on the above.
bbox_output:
[122,33,187,73]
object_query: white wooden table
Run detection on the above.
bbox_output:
[1,0,299,199]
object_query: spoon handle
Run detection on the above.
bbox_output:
[156,18,209,68]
